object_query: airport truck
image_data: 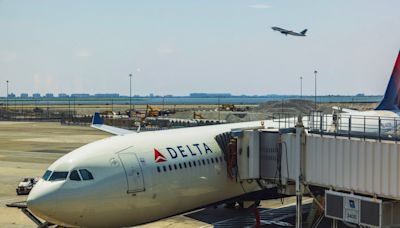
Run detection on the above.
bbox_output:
[16,177,38,195]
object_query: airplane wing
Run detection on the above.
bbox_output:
[271,27,287,32]
[91,112,135,135]
[287,31,301,36]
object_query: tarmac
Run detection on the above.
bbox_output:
[0,121,312,228]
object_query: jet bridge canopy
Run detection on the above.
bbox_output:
[224,114,400,200]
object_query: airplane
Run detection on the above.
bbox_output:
[271,26,307,36]
[26,114,285,227]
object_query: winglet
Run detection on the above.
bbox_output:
[92,112,103,125]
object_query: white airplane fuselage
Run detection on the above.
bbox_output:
[27,121,272,228]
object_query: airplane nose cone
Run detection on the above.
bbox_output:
[27,180,59,221]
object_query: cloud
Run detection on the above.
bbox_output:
[0,51,17,62]
[75,49,92,58]
[156,46,175,55]
[248,4,272,9]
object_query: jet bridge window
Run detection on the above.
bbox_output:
[42,170,52,181]
[69,170,81,181]
[49,171,69,181]
[79,169,94,180]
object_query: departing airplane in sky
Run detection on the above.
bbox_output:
[271,26,307,36]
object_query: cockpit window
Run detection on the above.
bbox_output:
[79,169,94,180]
[42,170,52,181]
[69,170,81,181]
[49,171,69,181]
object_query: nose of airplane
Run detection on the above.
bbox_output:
[27,180,60,221]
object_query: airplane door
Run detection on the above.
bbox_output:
[118,151,145,193]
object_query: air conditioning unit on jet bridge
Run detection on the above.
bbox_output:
[325,190,400,227]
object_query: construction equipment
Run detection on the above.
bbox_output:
[193,111,204,119]
[221,104,237,111]
[220,104,250,112]
[145,105,161,117]
[144,105,176,118]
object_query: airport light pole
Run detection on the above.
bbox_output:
[314,70,318,110]
[129,73,133,112]
[6,80,9,110]
[300,76,303,99]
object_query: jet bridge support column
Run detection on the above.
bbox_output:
[295,115,304,228]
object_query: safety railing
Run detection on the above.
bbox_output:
[308,111,400,141]
[271,113,298,129]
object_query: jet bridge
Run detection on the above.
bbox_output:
[221,113,400,228]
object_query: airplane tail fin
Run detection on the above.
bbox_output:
[375,51,400,110]
[300,29,307,35]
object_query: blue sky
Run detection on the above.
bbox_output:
[1,0,400,96]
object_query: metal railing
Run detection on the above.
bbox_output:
[271,113,298,129]
[308,111,400,141]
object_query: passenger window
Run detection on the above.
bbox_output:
[174,164,177,170]
[42,170,52,181]
[163,166,167,172]
[79,169,94,180]
[183,162,187,168]
[207,159,210,164]
[188,162,192,167]
[211,158,214,163]
[168,165,172,171]
[193,161,197,167]
[215,157,219,163]
[49,171,69,181]
[70,170,81,181]
[179,163,182,169]
[157,167,161,173]
[202,159,206,165]
[198,160,201,166]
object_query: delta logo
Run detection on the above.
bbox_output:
[154,143,213,163]
[154,149,167,163]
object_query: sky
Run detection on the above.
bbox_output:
[1,0,400,96]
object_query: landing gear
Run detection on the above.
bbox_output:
[6,201,54,228]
